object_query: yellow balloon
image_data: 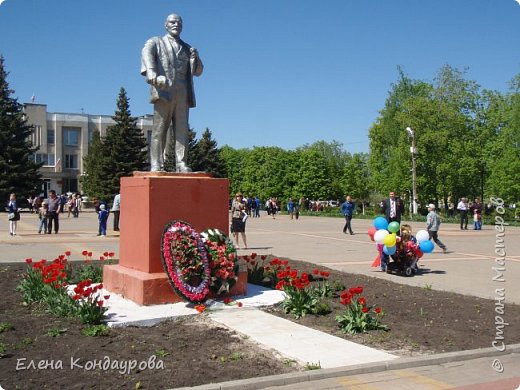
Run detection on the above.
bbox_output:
[383,233,397,247]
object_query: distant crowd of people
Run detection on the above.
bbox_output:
[5,190,79,236]
[232,196,330,220]
[5,191,120,237]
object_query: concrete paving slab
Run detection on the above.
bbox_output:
[103,283,286,327]
[208,308,397,369]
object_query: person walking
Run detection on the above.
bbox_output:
[37,201,48,234]
[98,204,109,237]
[457,197,469,230]
[46,190,61,234]
[112,193,121,231]
[73,193,81,218]
[6,193,20,236]
[470,197,483,230]
[287,198,295,219]
[426,204,447,253]
[380,191,403,270]
[250,196,257,218]
[269,198,277,219]
[340,195,355,235]
[381,191,404,224]
[254,196,261,218]
[230,193,247,249]
[67,195,75,218]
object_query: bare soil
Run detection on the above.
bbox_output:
[1,258,519,389]
[263,258,520,356]
[0,263,293,390]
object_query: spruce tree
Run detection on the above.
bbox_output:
[187,128,226,177]
[81,130,106,201]
[0,56,42,202]
[163,131,176,172]
[103,88,148,200]
[164,128,197,172]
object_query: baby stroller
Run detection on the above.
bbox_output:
[386,225,419,277]
[386,246,418,276]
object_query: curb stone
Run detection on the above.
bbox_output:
[170,343,520,390]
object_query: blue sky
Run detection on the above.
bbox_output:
[1,1,519,153]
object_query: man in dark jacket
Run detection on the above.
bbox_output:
[46,190,61,234]
[381,191,405,224]
[340,195,355,235]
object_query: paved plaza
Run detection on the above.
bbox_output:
[1,210,519,305]
[1,210,519,389]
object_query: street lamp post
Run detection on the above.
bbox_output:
[406,127,418,215]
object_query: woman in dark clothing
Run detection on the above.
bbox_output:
[230,193,248,249]
[7,193,20,236]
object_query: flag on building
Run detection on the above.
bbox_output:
[55,158,61,171]
[31,94,35,103]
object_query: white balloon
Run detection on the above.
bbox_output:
[416,230,430,243]
[374,229,389,244]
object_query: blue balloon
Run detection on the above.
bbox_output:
[383,245,396,255]
[373,216,388,230]
[419,240,434,253]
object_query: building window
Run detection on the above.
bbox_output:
[42,179,51,198]
[88,129,94,145]
[47,129,55,145]
[35,153,55,166]
[63,178,78,193]
[63,127,80,146]
[30,125,42,147]
[65,154,78,169]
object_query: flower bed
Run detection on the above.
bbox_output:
[17,251,113,325]
[241,253,387,330]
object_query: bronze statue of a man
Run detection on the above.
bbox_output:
[141,13,204,172]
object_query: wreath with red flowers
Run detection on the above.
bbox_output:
[201,229,239,295]
[161,220,211,303]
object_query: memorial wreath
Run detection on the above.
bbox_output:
[201,229,239,295]
[161,220,211,303]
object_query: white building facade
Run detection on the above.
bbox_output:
[23,103,153,196]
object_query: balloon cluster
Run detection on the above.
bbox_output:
[368,217,434,258]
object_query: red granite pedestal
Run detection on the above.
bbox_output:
[103,172,247,305]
